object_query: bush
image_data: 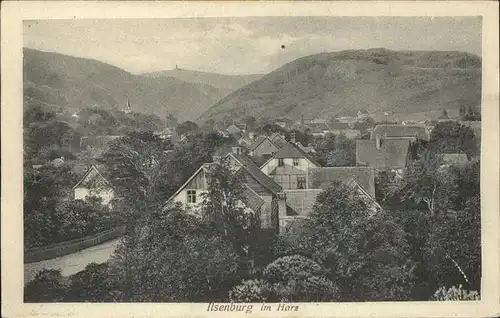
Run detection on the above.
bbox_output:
[24,269,68,302]
[229,279,273,302]
[263,255,339,302]
[66,262,121,302]
[432,285,479,301]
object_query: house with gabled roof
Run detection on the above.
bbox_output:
[279,166,381,232]
[226,124,242,135]
[72,165,115,206]
[371,124,430,141]
[356,135,413,172]
[260,142,321,190]
[247,136,279,158]
[270,133,288,148]
[165,148,286,230]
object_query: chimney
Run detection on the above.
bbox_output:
[376,134,382,150]
[290,132,296,144]
[232,146,241,156]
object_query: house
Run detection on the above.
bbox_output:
[357,109,370,120]
[155,127,174,140]
[356,135,412,172]
[260,142,321,190]
[247,136,279,158]
[226,124,242,135]
[305,123,331,137]
[270,133,288,148]
[72,165,114,206]
[166,148,286,230]
[274,121,286,129]
[279,166,381,231]
[371,124,430,141]
[327,123,361,139]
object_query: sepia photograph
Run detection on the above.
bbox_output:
[2,1,499,318]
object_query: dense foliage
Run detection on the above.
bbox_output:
[24,102,481,303]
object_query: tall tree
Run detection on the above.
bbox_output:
[100,131,173,220]
[201,162,261,266]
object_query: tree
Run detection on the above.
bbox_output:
[385,158,480,299]
[108,204,239,302]
[175,120,198,136]
[201,162,261,266]
[430,121,477,159]
[325,134,356,166]
[66,262,121,302]
[262,255,339,302]
[25,269,68,302]
[100,131,173,221]
[388,153,457,215]
[293,181,414,301]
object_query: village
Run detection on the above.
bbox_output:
[23,96,482,303]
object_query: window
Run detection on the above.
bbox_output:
[187,190,197,203]
[278,158,284,166]
[297,176,306,189]
[293,158,299,166]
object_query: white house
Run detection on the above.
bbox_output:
[260,142,320,190]
[72,166,114,206]
[166,149,285,230]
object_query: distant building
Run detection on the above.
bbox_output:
[274,121,286,129]
[260,142,320,190]
[122,99,132,114]
[370,124,430,141]
[356,135,413,172]
[270,133,287,148]
[72,165,114,206]
[247,136,279,158]
[357,109,370,120]
[327,123,361,139]
[226,124,242,135]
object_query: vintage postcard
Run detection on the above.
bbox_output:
[1,1,499,318]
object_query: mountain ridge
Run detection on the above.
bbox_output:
[198,48,481,123]
[23,48,255,121]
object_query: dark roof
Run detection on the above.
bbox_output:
[270,133,287,147]
[271,142,321,167]
[230,152,283,195]
[307,167,376,197]
[371,125,429,141]
[247,136,275,151]
[356,139,411,169]
[241,185,265,212]
[284,189,323,216]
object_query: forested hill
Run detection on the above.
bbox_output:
[142,68,263,92]
[198,49,481,123]
[23,48,231,121]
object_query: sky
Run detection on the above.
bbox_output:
[24,16,482,75]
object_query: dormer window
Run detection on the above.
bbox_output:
[278,158,284,166]
[293,158,299,166]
